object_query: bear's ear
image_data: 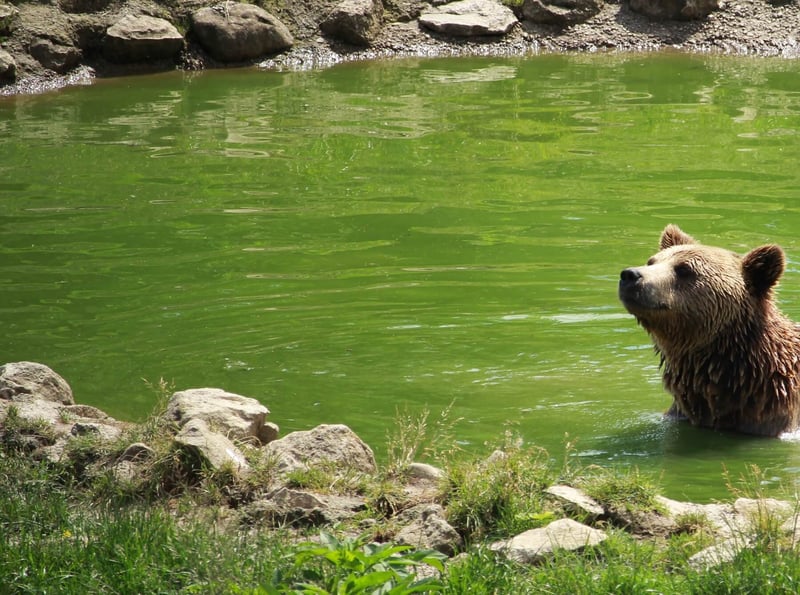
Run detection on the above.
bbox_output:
[742,245,785,297]
[660,225,696,250]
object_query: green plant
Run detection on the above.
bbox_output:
[1,406,57,452]
[58,408,76,423]
[274,531,447,594]
[136,377,177,442]
[444,440,554,540]
[61,432,109,483]
[385,402,462,477]
[723,463,798,549]
[580,466,663,515]
[688,543,800,594]
[284,462,371,496]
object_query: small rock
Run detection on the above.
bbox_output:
[395,504,463,555]
[688,536,751,570]
[29,39,82,74]
[546,484,605,519]
[118,442,155,462]
[656,496,738,537]
[520,0,602,26]
[0,2,19,35]
[58,0,112,14]
[407,462,446,481]
[174,418,250,476]
[70,420,123,442]
[241,486,366,527]
[628,0,718,21]
[733,497,795,522]
[262,421,280,443]
[62,404,110,420]
[484,449,508,465]
[0,48,15,81]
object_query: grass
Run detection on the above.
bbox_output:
[443,435,555,540]
[4,399,800,594]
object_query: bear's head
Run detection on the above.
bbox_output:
[619,225,785,349]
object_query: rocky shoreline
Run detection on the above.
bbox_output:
[3,360,800,571]
[1,0,800,96]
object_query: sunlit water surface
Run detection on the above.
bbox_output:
[4,53,800,501]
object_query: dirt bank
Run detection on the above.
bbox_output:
[263,0,800,72]
[2,0,800,95]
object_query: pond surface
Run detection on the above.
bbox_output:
[4,53,800,501]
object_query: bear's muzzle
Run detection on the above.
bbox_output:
[618,267,667,313]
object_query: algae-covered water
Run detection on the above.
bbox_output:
[4,53,800,500]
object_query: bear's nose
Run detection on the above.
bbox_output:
[620,268,642,286]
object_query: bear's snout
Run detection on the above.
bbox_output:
[618,267,650,312]
[620,268,642,286]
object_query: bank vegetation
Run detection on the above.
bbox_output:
[3,372,800,593]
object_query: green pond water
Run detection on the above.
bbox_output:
[4,52,800,501]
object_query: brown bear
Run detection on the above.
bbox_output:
[618,224,800,437]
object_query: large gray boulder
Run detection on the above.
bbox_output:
[490,518,608,563]
[0,361,74,405]
[628,0,718,20]
[265,423,377,476]
[165,388,275,444]
[190,3,293,62]
[104,14,184,63]
[419,0,517,36]
[321,0,384,47]
[520,0,602,26]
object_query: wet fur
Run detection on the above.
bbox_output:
[619,225,800,437]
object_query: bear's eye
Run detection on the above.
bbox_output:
[674,263,694,279]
